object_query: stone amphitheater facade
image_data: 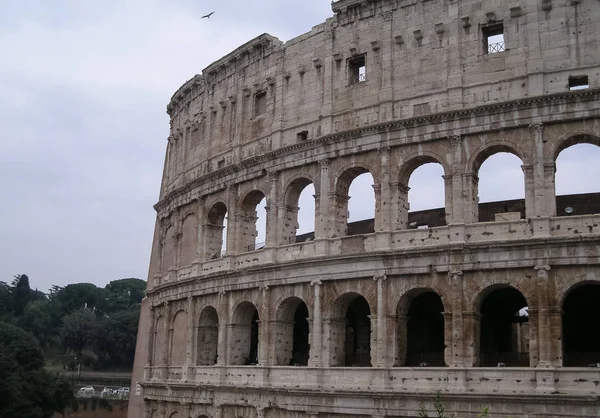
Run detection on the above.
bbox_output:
[128,0,600,417]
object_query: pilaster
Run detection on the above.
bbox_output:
[309,280,323,367]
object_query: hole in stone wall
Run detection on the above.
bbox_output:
[555,142,600,216]
[407,162,446,228]
[563,283,600,366]
[254,91,267,117]
[405,291,445,367]
[348,55,366,84]
[477,152,525,221]
[197,306,219,366]
[344,296,371,367]
[479,287,529,367]
[483,23,505,54]
[346,172,375,235]
[569,75,589,90]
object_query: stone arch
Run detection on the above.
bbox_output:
[281,176,317,245]
[397,152,450,185]
[238,189,268,252]
[273,296,310,365]
[397,153,449,229]
[161,224,176,274]
[333,162,378,237]
[470,280,533,313]
[468,142,527,222]
[168,411,181,418]
[153,314,166,366]
[179,212,198,267]
[229,301,260,365]
[170,309,188,366]
[468,142,527,175]
[395,287,446,367]
[329,291,372,367]
[197,305,219,365]
[552,132,600,162]
[474,283,530,366]
[205,201,228,259]
[561,279,600,366]
[553,133,600,216]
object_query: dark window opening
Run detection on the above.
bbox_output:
[483,23,505,54]
[479,287,529,367]
[344,296,371,367]
[297,130,308,142]
[254,91,267,117]
[248,310,259,365]
[563,284,600,367]
[406,292,445,367]
[348,55,366,84]
[291,303,310,366]
[569,75,589,90]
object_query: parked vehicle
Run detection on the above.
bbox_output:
[78,386,95,394]
[117,387,130,396]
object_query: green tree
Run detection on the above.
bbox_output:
[0,321,74,418]
[60,308,96,360]
[12,274,32,316]
[0,281,12,320]
[93,307,140,368]
[20,300,61,355]
[99,278,146,314]
[52,283,104,316]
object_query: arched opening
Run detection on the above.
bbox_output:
[555,139,600,217]
[562,282,600,366]
[329,293,372,367]
[478,286,529,366]
[274,297,310,366]
[170,310,188,366]
[395,289,445,367]
[344,295,372,366]
[475,150,525,222]
[179,213,198,267]
[197,306,219,366]
[162,225,175,273]
[407,162,446,229]
[169,412,180,418]
[153,316,166,366]
[230,302,259,365]
[282,178,316,244]
[239,190,267,252]
[335,168,375,237]
[205,202,227,259]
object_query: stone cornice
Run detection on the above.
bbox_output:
[154,88,599,215]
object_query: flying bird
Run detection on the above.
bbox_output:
[201,11,215,19]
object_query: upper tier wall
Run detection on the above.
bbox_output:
[161,0,599,197]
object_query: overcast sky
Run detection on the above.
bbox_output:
[1,1,598,292]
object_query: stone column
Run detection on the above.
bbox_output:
[463,312,481,366]
[146,304,156,368]
[449,271,465,367]
[535,264,552,367]
[265,171,279,247]
[226,184,239,255]
[183,296,195,380]
[374,275,388,367]
[217,290,228,365]
[522,164,535,220]
[309,280,323,367]
[376,147,392,232]
[258,285,271,366]
[163,302,172,367]
[316,159,332,238]
[396,314,408,366]
[195,198,206,264]
[530,123,548,217]
[396,184,410,229]
[544,162,557,217]
[462,173,479,224]
[448,134,464,224]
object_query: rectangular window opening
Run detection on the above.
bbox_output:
[297,130,308,142]
[349,55,366,84]
[569,75,589,90]
[483,23,505,54]
[254,91,267,117]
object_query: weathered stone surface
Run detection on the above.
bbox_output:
[129,0,600,417]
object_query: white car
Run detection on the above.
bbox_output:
[117,387,130,396]
[78,386,95,394]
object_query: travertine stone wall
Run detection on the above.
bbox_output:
[128,0,600,417]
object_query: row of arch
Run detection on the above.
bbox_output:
[151,280,600,368]
[160,136,600,267]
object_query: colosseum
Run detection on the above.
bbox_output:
[128,0,600,417]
